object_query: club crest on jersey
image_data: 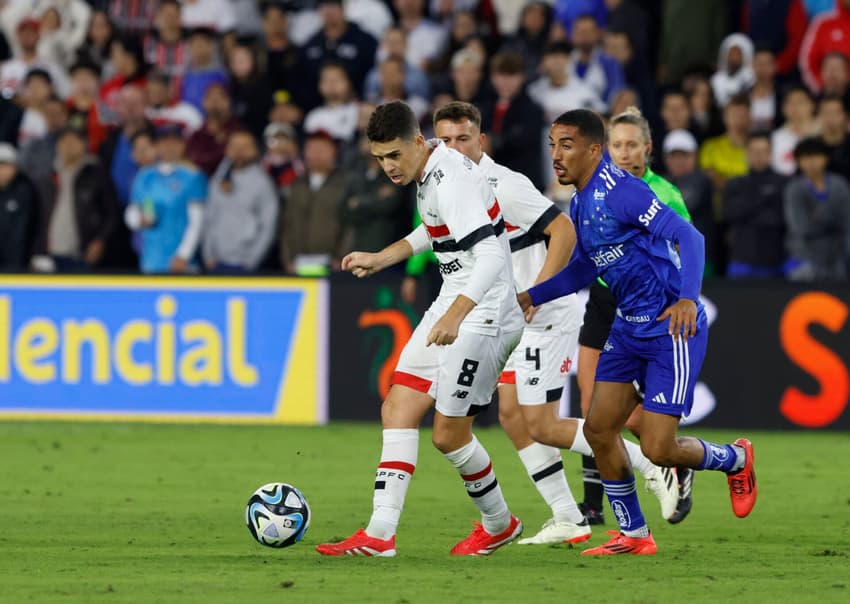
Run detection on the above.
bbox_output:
[593,189,605,201]
[590,243,625,268]
[638,199,662,227]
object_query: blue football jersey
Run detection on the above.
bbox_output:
[569,159,705,337]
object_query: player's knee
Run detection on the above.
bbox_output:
[640,438,675,467]
[582,418,606,448]
[431,429,460,454]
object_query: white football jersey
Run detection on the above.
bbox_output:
[417,141,524,335]
[478,153,582,332]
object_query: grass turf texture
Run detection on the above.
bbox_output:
[1,422,848,603]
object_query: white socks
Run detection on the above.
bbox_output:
[365,429,418,539]
[568,418,657,477]
[517,442,584,524]
[444,436,511,535]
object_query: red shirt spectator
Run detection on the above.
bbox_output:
[800,0,850,92]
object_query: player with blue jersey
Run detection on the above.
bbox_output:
[517,109,757,555]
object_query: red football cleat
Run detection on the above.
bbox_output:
[450,515,523,556]
[315,529,396,557]
[727,438,757,518]
[581,530,657,556]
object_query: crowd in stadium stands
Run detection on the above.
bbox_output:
[0,0,849,280]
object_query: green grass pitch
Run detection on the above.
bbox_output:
[1,421,848,603]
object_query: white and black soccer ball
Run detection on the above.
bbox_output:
[245,483,311,548]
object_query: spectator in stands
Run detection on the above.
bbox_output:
[107,0,158,36]
[300,0,377,110]
[17,68,53,146]
[36,5,85,70]
[783,137,850,280]
[202,130,278,274]
[101,85,152,207]
[712,33,756,107]
[365,27,431,101]
[722,132,788,278]
[38,127,119,273]
[181,27,228,113]
[605,0,651,62]
[180,0,238,39]
[0,143,39,270]
[280,130,347,275]
[771,85,818,176]
[0,17,70,98]
[66,60,108,153]
[393,0,448,71]
[429,10,494,76]
[741,0,808,78]
[186,83,242,176]
[340,136,408,255]
[699,94,751,194]
[568,14,625,109]
[227,44,272,141]
[662,129,717,275]
[19,95,67,205]
[303,62,360,143]
[481,51,545,190]
[528,41,605,124]
[658,0,727,85]
[819,95,850,180]
[501,1,552,80]
[368,55,429,121]
[78,10,116,78]
[659,88,695,141]
[143,0,187,99]
[553,0,607,35]
[749,46,781,132]
[800,0,850,93]
[261,122,303,194]
[127,124,207,274]
[684,73,723,141]
[100,37,148,122]
[433,47,491,108]
[145,71,203,136]
[260,3,307,111]
[603,29,655,118]
[819,52,850,111]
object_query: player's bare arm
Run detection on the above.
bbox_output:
[657,298,698,341]
[523,213,577,322]
[342,239,414,278]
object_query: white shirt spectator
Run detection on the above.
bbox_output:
[346,0,393,41]
[180,0,237,33]
[18,108,47,146]
[0,57,70,98]
[1,0,90,57]
[147,101,204,136]
[528,75,606,123]
[405,18,447,70]
[771,126,801,176]
[303,102,360,143]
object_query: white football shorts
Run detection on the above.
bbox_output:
[391,309,521,417]
[499,325,579,405]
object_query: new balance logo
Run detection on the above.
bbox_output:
[452,390,469,399]
[651,393,668,404]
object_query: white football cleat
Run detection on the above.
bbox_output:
[517,517,592,545]
[645,465,679,520]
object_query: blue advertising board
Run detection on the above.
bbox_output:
[0,276,327,424]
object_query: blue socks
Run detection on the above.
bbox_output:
[603,477,648,537]
[696,440,742,473]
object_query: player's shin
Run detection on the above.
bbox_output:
[444,435,511,534]
[603,475,650,538]
[365,429,419,539]
[518,442,583,524]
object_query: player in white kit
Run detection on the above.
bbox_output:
[433,102,679,544]
[316,101,525,557]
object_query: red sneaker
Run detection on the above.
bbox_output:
[450,515,523,556]
[315,529,396,557]
[581,530,657,556]
[727,438,757,518]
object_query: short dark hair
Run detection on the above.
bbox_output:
[490,51,525,75]
[748,130,772,145]
[433,101,482,130]
[794,136,830,160]
[781,83,811,103]
[726,93,751,109]
[819,94,846,111]
[366,101,420,143]
[131,126,156,146]
[552,109,605,145]
[543,40,572,57]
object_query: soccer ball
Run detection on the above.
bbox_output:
[245,483,311,548]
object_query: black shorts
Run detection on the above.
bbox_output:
[578,281,617,350]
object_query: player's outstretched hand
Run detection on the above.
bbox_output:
[342,251,381,278]
[657,298,697,341]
